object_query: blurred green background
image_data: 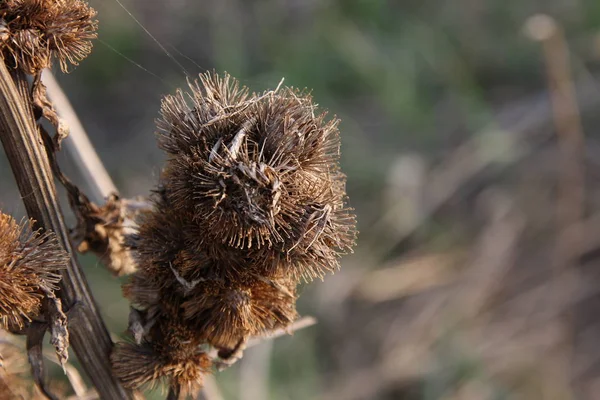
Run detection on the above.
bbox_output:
[4,0,600,399]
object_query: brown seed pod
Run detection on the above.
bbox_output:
[130,193,259,285]
[116,72,357,392]
[0,0,98,74]
[0,213,67,331]
[181,276,297,349]
[111,340,211,394]
[157,72,357,279]
[113,298,212,393]
[129,195,195,287]
[126,224,298,349]
[123,271,161,313]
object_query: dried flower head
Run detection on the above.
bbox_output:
[0,0,98,73]
[114,72,357,393]
[181,276,297,349]
[0,212,67,330]
[158,72,357,280]
[112,341,211,394]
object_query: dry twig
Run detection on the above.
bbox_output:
[0,60,132,399]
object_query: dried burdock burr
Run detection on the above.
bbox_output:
[0,212,68,331]
[0,0,98,149]
[181,275,298,349]
[112,340,212,395]
[0,0,98,74]
[112,290,214,394]
[158,72,357,280]
[113,72,357,394]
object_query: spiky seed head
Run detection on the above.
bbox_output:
[130,195,260,286]
[181,276,297,349]
[0,213,67,330]
[157,72,357,279]
[116,72,358,392]
[125,222,298,349]
[0,0,98,74]
[111,337,211,393]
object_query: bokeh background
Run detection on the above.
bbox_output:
[4,0,600,399]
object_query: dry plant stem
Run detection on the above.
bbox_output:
[42,343,90,397]
[539,21,586,267]
[525,15,586,268]
[529,18,585,306]
[41,69,117,203]
[245,315,317,348]
[528,14,585,394]
[0,62,132,399]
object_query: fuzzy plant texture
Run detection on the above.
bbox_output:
[112,72,357,394]
[0,0,97,74]
[0,212,68,331]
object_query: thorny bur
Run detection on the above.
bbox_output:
[0,212,67,331]
[0,331,67,399]
[112,72,357,394]
[0,0,98,74]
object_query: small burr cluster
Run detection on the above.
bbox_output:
[112,72,357,394]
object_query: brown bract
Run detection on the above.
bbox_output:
[0,213,67,331]
[114,72,357,393]
[74,195,151,277]
[0,0,97,74]
[181,276,298,349]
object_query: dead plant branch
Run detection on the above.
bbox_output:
[0,61,132,399]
